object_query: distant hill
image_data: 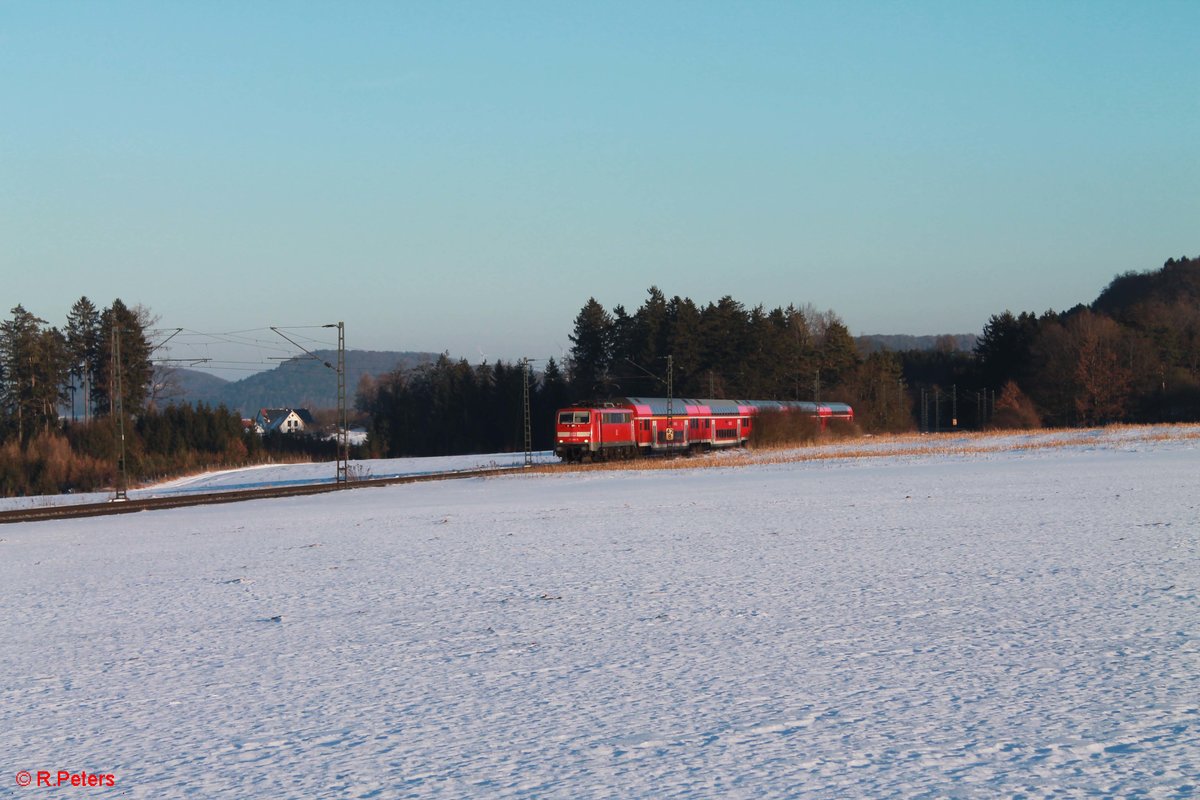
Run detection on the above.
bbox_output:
[1092,256,1200,320]
[160,369,230,404]
[155,350,437,417]
[855,334,977,354]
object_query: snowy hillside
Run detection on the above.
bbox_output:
[3,428,1198,798]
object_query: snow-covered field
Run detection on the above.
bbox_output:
[3,428,1198,798]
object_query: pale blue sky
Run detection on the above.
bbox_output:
[2,1,1196,374]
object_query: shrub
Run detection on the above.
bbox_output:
[988,381,1042,430]
[750,409,822,448]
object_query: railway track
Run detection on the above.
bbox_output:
[0,465,538,525]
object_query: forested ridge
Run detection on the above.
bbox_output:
[973,256,1200,427]
[2,257,1197,493]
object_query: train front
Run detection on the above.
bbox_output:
[554,406,597,462]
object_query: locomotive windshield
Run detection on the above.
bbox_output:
[559,411,590,424]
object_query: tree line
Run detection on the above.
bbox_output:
[967,256,1200,427]
[0,297,344,496]
[565,287,912,433]
[356,355,572,457]
[355,290,913,457]
[0,297,155,441]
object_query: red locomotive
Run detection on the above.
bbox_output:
[554,397,854,462]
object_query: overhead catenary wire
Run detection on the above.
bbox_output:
[143,325,344,379]
[271,322,349,486]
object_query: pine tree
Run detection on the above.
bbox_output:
[631,287,669,370]
[535,358,570,444]
[817,317,860,394]
[568,298,614,399]
[666,296,703,395]
[65,296,101,421]
[0,305,68,441]
[700,296,749,395]
[94,300,155,416]
[743,305,786,398]
[975,310,1040,390]
[608,305,636,389]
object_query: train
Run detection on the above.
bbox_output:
[554,397,854,462]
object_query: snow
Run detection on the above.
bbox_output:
[0,451,555,511]
[2,428,1198,798]
[148,451,556,493]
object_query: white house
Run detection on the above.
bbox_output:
[254,408,317,435]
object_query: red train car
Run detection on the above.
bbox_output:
[554,397,853,462]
